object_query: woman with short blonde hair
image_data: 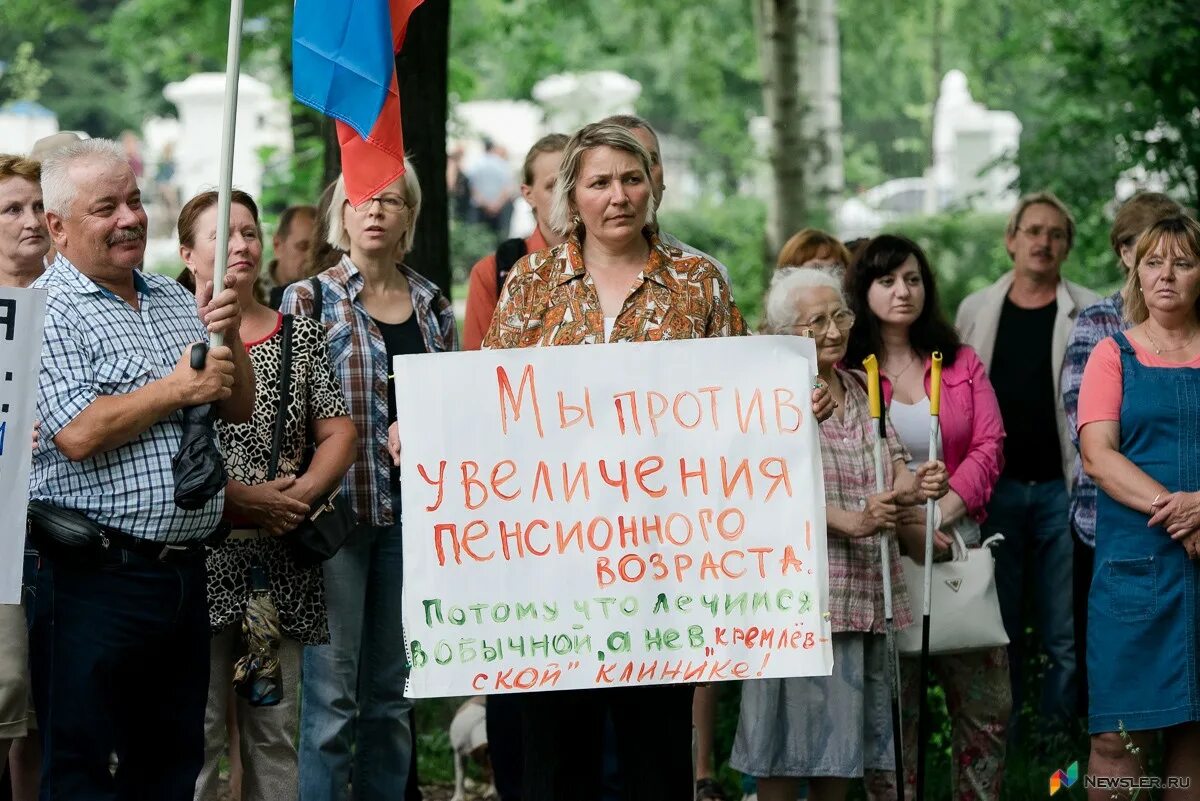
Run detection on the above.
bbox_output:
[282,165,457,801]
[1078,215,1200,797]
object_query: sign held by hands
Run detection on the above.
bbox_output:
[397,336,833,697]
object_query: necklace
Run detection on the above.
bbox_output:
[884,352,919,381]
[1144,323,1198,355]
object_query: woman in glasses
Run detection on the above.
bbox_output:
[731,266,947,801]
[844,235,1009,800]
[281,167,458,801]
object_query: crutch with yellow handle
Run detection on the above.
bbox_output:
[863,354,905,796]
[915,351,943,801]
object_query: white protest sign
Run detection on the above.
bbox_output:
[396,335,833,697]
[0,288,47,604]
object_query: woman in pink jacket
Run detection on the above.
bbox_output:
[844,235,1010,801]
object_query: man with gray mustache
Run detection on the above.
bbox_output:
[27,138,254,800]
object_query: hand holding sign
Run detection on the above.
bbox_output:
[0,288,47,603]
[396,336,833,697]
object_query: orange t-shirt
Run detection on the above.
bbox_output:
[1078,334,1200,429]
[462,228,548,351]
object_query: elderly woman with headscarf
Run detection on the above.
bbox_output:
[731,267,946,801]
[482,122,834,801]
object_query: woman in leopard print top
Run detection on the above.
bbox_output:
[177,190,356,801]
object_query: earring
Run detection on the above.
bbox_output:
[571,214,582,229]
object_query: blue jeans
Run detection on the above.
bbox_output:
[31,545,209,801]
[983,477,1077,738]
[299,491,412,801]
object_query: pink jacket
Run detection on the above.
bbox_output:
[880,345,1005,522]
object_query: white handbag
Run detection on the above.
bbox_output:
[897,524,1009,656]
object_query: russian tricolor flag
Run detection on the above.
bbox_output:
[292,0,424,206]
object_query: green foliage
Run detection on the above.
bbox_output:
[1,42,51,102]
[1025,0,1200,209]
[103,0,292,85]
[413,697,486,785]
[449,0,762,193]
[449,221,503,286]
[659,197,769,327]
[882,210,1121,318]
[0,1,143,135]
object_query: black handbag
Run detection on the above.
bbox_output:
[270,313,355,567]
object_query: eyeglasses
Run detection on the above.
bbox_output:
[792,309,855,337]
[352,195,411,214]
[1016,225,1069,243]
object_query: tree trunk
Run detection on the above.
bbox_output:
[804,0,843,215]
[396,0,451,296]
[755,0,808,267]
[321,116,341,191]
[929,0,942,172]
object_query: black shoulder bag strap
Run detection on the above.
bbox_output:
[309,276,324,321]
[495,237,528,292]
[267,314,295,481]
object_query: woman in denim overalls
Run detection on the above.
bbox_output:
[1079,216,1200,798]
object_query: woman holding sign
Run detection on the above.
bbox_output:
[844,236,1009,801]
[732,266,946,801]
[0,153,48,801]
[281,164,457,801]
[482,122,834,801]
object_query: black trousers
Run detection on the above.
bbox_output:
[520,684,694,801]
[487,693,524,801]
[31,546,209,801]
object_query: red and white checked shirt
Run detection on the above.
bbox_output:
[822,368,913,633]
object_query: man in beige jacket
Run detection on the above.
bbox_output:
[956,191,1099,744]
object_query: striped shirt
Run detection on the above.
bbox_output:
[30,256,223,543]
[822,368,913,633]
[280,255,457,527]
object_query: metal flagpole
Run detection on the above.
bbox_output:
[915,351,943,801]
[169,0,245,512]
[863,354,906,797]
[210,0,246,349]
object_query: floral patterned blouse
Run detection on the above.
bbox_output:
[482,230,746,347]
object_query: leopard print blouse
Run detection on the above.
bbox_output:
[207,314,350,644]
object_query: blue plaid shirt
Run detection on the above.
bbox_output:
[30,256,223,543]
[1062,290,1125,547]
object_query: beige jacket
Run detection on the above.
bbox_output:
[955,271,1100,486]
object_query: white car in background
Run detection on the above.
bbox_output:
[836,177,950,240]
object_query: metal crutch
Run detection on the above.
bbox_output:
[915,351,943,801]
[862,354,905,797]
